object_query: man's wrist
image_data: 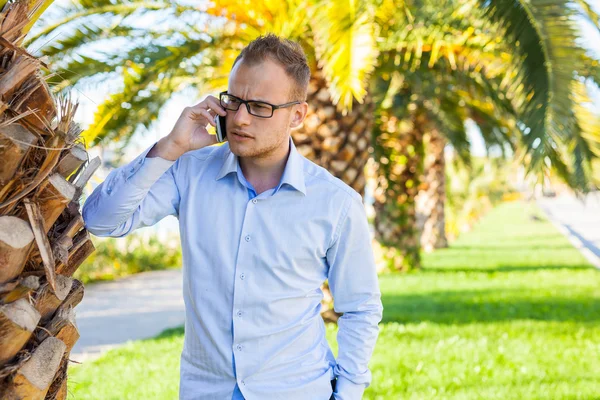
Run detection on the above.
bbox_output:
[147,137,186,161]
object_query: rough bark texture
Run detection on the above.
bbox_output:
[0,1,95,397]
[416,128,448,252]
[291,68,374,198]
[372,104,425,271]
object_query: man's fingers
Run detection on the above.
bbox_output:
[189,108,216,127]
[189,96,226,116]
[205,96,227,116]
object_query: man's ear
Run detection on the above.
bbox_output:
[290,102,308,129]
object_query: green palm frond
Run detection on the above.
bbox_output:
[374,1,522,165]
[573,0,600,32]
[310,0,378,111]
[46,55,116,92]
[425,96,471,163]
[482,0,599,191]
[32,22,135,59]
[83,61,175,148]
[24,1,185,46]
[579,54,600,90]
[79,35,216,147]
[572,79,600,158]
[23,0,55,37]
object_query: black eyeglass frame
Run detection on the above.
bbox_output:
[219,91,301,118]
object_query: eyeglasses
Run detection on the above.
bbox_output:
[219,91,300,118]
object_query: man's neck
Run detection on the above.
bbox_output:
[239,139,291,192]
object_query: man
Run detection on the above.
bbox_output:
[83,34,383,400]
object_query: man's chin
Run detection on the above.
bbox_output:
[229,143,255,157]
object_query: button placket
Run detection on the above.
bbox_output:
[231,200,255,381]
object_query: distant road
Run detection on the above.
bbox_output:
[538,191,600,269]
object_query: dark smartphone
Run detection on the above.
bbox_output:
[215,114,227,142]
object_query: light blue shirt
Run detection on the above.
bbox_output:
[82,136,383,400]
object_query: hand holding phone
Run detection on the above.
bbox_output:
[159,96,225,159]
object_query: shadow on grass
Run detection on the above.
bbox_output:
[381,288,600,325]
[420,264,595,274]
[445,244,578,251]
[153,325,185,340]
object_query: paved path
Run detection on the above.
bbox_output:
[70,269,185,363]
[538,191,600,269]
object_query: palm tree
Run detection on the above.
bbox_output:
[0,0,95,396]
[370,0,525,270]
[371,0,600,270]
[27,0,600,275]
[483,0,600,190]
[417,1,600,251]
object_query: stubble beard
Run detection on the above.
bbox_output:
[230,130,289,160]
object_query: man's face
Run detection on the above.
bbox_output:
[225,58,307,159]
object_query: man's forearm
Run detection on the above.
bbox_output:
[82,141,177,237]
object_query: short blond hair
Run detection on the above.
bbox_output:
[233,34,310,101]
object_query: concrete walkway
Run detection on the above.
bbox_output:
[538,191,600,269]
[70,269,185,364]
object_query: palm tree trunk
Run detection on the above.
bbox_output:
[0,2,94,396]
[291,68,374,197]
[372,104,425,271]
[416,127,448,252]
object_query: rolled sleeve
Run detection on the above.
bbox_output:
[326,192,383,400]
[334,375,367,400]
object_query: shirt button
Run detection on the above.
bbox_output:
[240,273,245,280]
[252,199,257,204]
[245,235,251,242]
[237,310,243,317]
[236,344,243,351]
[241,380,246,386]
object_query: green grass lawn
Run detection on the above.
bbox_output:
[67,201,600,399]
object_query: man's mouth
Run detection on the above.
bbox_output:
[232,131,253,138]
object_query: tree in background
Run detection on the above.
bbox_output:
[25,0,600,274]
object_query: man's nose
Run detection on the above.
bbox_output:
[232,104,252,126]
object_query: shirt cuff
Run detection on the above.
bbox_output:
[127,142,176,189]
[333,376,366,400]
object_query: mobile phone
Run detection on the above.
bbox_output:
[215,114,227,143]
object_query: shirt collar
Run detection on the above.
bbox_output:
[215,136,306,196]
